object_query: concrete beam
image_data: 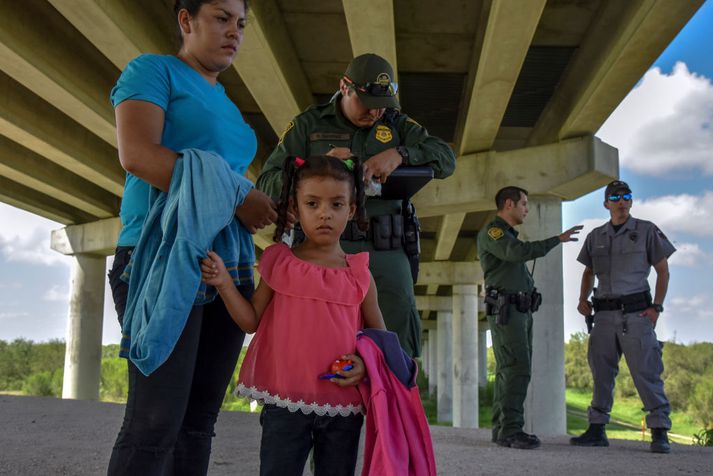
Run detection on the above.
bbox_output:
[456,0,546,154]
[342,0,398,77]
[528,0,704,145]
[420,319,437,331]
[48,0,174,70]
[417,261,483,286]
[235,0,313,133]
[0,176,96,225]
[416,295,452,312]
[434,213,466,261]
[412,135,618,217]
[0,0,119,146]
[51,218,122,256]
[0,135,119,218]
[0,71,125,195]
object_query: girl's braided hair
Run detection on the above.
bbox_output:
[273,155,368,242]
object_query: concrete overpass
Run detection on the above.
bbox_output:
[0,0,704,436]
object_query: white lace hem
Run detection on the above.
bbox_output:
[236,383,363,417]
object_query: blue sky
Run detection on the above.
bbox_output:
[1,2,712,345]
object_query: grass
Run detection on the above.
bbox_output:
[415,376,698,445]
[566,388,698,444]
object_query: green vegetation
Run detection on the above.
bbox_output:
[2,335,712,446]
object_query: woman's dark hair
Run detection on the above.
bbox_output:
[273,156,368,242]
[173,0,249,47]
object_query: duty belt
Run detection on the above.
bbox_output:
[341,215,403,251]
[592,291,651,313]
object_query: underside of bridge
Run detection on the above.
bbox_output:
[0,0,703,433]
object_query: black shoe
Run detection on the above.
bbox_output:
[570,424,609,447]
[650,428,671,454]
[496,431,541,449]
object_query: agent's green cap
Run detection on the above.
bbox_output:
[344,53,400,109]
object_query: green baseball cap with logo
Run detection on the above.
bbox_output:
[344,53,400,110]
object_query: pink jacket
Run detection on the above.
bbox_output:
[356,330,437,476]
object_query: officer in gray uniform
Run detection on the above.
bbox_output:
[571,180,675,453]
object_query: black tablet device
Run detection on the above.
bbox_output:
[377,166,434,200]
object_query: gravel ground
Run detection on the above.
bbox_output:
[0,395,711,475]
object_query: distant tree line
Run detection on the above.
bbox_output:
[0,339,248,410]
[1,336,712,429]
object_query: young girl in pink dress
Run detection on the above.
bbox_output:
[200,155,386,476]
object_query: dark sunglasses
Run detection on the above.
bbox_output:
[608,193,632,202]
[343,76,398,97]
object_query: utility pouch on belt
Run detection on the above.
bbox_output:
[372,215,393,250]
[402,200,421,284]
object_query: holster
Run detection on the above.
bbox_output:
[401,200,421,284]
[485,288,510,326]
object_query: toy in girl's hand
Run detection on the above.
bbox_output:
[318,359,354,380]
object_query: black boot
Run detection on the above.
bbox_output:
[496,431,541,449]
[650,428,671,454]
[570,424,609,447]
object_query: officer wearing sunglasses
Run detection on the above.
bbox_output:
[257,53,456,358]
[572,180,676,453]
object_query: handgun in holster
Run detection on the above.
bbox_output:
[485,287,510,326]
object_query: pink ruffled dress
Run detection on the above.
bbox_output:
[237,243,370,417]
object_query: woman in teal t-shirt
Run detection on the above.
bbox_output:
[106,1,275,474]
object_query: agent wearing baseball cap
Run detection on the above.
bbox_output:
[257,53,456,357]
[571,180,676,453]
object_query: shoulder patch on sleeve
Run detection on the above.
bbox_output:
[488,227,504,240]
[654,227,669,241]
[277,120,294,145]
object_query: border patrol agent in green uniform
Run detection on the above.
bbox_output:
[478,186,582,449]
[256,53,456,357]
[571,180,675,453]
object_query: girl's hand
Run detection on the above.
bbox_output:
[330,354,365,387]
[200,251,232,290]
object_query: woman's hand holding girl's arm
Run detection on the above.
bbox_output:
[235,189,278,234]
[201,251,260,333]
[115,100,178,192]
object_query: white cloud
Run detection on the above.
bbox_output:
[598,62,713,176]
[634,191,713,236]
[0,204,72,267]
[667,242,709,267]
[0,312,29,320]
[43,285,69,302]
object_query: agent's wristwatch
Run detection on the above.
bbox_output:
[652,304,664,313]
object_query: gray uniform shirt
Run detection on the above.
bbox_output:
[577,217,675,299]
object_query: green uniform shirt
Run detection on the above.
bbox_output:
[256,94,456,216]
[477,216,560,293]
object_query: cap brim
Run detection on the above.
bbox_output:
[356,90,399,109]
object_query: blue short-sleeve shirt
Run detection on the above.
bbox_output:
[110,54,258,246]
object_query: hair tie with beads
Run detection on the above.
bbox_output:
[294,157,305,167]
[342,159,355,171]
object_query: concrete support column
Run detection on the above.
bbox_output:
[452,284,479,428]
[519,196,566,435]
[428,329,437,396]
[62,254,105,400]
[436,310,453,423]
[478,319,489,388]
[422,333,429,378]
